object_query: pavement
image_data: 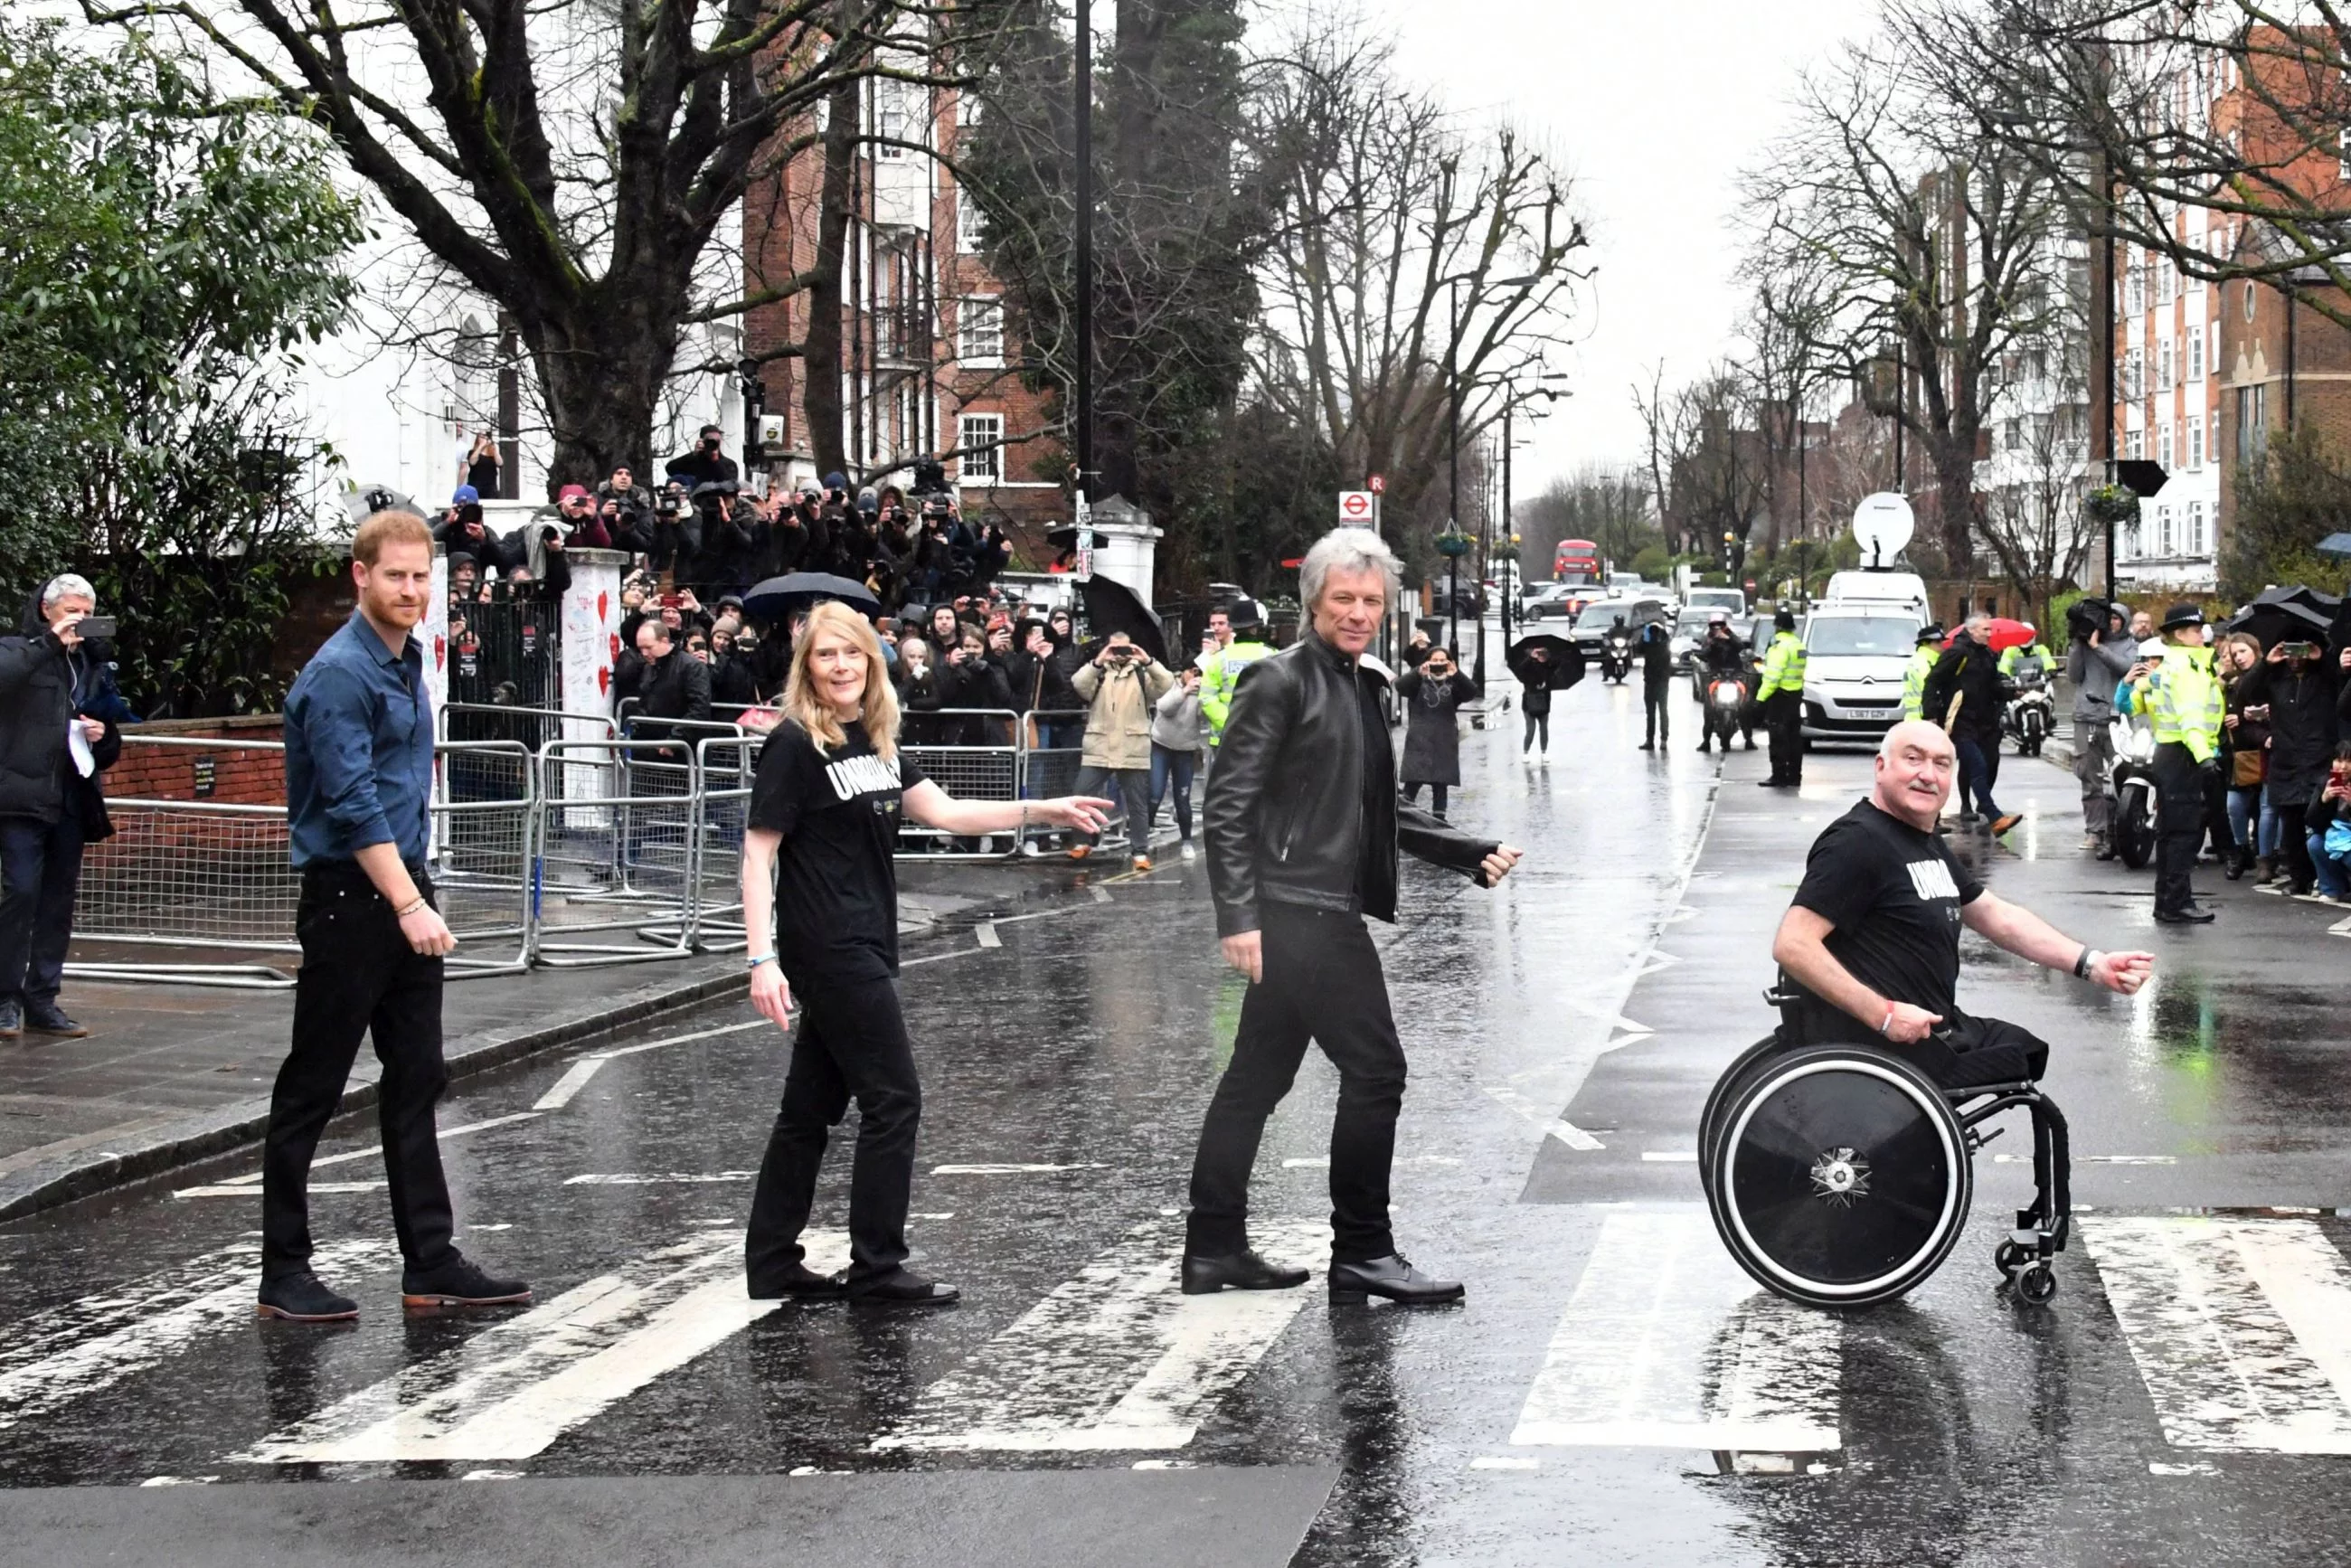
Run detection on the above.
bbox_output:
[4,664,2350,1565]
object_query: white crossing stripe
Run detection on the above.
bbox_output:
[929,1163,1105,1176]
[203,1110,544,1188]
[2084,1215,2351,1454]
[563,1172,754,1186]
[533,1058,609,1110]
[1509,1210,1842,1452]
[0,1240,392,1431]
[874,1220,1325,1452]
[236,1229,847,1464]
[176,1182,383,1199]
[974,921,1002,949]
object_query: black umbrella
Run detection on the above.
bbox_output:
[2252,582,2342,617]
[1077,574,1170,665]
[2225,597,2333,650]
[1506,634,1586,691]
[742,571,881,624]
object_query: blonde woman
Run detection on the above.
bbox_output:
[737,601,1109,1306]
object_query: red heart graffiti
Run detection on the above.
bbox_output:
[433,633,446,669]
[598,666,612,694]
[598,590,609,624]
[609,632,620,662]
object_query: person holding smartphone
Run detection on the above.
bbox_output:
[2244,638,2346,899]
[737,602,1109,1304]
[0,575,123,1042]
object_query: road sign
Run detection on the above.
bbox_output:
[1338,490,1376,524]
[1367,474,1385,495]
[1075,525,1095,582]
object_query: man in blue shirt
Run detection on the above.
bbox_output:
[258,510,529,1322]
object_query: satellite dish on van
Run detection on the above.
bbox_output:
[1851,493,1916,569]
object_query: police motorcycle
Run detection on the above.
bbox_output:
[2002,653,2054,757]
[2098,638,2168,867]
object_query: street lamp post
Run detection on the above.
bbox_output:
[1072,0,1095,501]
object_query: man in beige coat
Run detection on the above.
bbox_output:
[1071,631,1175,867]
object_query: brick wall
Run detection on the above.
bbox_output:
[105,716,287,808]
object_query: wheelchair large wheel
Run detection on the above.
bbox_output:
[1695,1035,1787,1193]
[1705,1045,1971,1309]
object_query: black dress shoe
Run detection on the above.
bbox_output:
[1327,1253,1464,1305]
[1181,1249,1310,1296]
[2154,905,2217,925]
[845,1267,959,1307]
[748,1261,845,1299]
[23,1006,89,1037]
[401,1252,532,1308]
[1638,741,1656,751]
[257,1270,360,1322]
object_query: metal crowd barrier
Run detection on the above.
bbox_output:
[65,707,1162,987]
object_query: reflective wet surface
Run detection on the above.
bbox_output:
[5,680,2349,1565]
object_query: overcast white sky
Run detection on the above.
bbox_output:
[1354,0,1883,495]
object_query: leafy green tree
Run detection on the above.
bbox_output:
[0,22,359,713]
[2225,423,2351,602]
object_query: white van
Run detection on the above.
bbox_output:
[1800,606,1923,746]
[1823,570,1930,618]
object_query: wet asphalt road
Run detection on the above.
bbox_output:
[5,669,2350,1567]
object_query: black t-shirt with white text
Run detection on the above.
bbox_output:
[747,720,927,983]
[1789,798,1984,1034]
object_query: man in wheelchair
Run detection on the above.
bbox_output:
[1702,721,2153,1308]
[1770,721,2152,1082]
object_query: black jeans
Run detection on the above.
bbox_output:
[1402,781,1449,818]
[2274,799,2316,892]
[747,972,921,1284]
[1643,680,1671,743]
[1764,689,1804,782]
[261,862,456,1280]
[2152,742,2207,914]
[1188,902,1407,1264]
[1522,709,1549,753]
[0,811,85,1012]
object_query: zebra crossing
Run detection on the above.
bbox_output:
[5,1207,2351,1478]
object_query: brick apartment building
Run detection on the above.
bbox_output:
[2123,26,2351,592]
[741,76,1069,566]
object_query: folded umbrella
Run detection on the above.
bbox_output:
[742,571,882,624]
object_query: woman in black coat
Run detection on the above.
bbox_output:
[1393,646,1480,819]
[2247,640,2345,895]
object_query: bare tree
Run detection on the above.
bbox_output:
[1244,33,1589,541]
[87,0,977,481]
[1742,36,2074,568]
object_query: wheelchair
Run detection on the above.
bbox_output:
[1698,990,2072,1309]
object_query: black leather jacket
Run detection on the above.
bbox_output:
[1205,629,1497,937]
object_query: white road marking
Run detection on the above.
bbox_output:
[175,1182,385,1199]
[2084,1214,2351,1454]
[1997,1153,2174,1166]
[1509,1210,1842,1453]
[208,1110,544,1188]
[1091,885,1113,904]
[533,1058,609,1110]
[930,1163,1106,1176]
[0,1240,392,1430]
[1639,1152,1698,1163]
[1470,1456,1540,1471]
[563,1172,755,1185]
[1481,1085,1604,1151]
[873,1220,1324,1452]
[974,922,1002,949]
[598,1019,767,1058]
[237,1230,848,1464]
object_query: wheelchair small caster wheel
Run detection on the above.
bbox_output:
[2015,1262,2058,1304]
[1995,1240,2029,1276]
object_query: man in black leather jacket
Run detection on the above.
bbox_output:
[1184,528,1522,1306]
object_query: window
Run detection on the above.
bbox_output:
[2126,261,2145,314]
[2124,348,2143,400]
[2159,267,2175,306]
[2187,499,2206,556]
[958,412,1003,481]
[2126,427,2144,460]
[2188,415,2205,470]
[958,297,1003,364]
[2339,127,2351,180]
[2004,419,2022,451]
[2159,338,2174,392]
[2237,383,2268,460]
[2245,281,2258,322]
[874,85,910,160]
[956,192,987,254]
[2188,326,2204,381]
[2157,422,2172,468]
[2157,505,2175,558]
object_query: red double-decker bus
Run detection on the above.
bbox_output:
[1553,538,1600,585]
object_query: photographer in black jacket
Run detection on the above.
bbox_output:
[1185,528,1523,1306]
[0,575,123,1040]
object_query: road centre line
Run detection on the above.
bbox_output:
[175,1181,383,1199]
[207,1110,546,1189]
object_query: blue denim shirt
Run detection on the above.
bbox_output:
[285,612,432,869]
